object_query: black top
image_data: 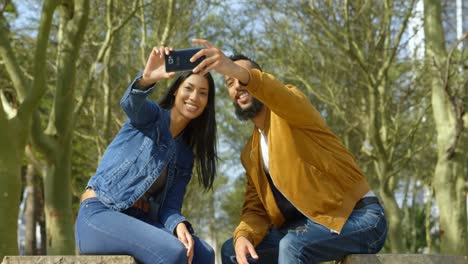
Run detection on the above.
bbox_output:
[265,172,304,224]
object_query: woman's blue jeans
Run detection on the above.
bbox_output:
[75,197,214,264]
[221,203,387,264]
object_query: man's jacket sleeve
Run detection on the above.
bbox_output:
[233,172,271,247]
[244,69,326,129]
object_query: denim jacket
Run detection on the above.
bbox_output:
[87,75,194,233]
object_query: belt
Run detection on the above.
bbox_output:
[80,188,150,213]
[80,188,97,203]
[354,196,380,210]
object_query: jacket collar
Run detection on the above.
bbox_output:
[263,108,271,135]
[254,107,271,134]
[251,108,271,153]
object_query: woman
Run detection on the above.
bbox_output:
[75,47,217,264]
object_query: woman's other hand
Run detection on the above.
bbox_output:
[175,222,194,264]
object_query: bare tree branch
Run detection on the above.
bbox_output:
[74,1,142,116]
[17,0,59,121]
[0,14,28,101]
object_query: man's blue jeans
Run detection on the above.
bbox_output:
[221,203,387,264]
[75,197,214,264]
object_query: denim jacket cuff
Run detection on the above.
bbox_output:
[130,71,156,94]
[183,221,195,234]
[166,215,188,234]
[120,73,155,106]
[172,221,195,236]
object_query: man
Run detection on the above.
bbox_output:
[191,39,387,264]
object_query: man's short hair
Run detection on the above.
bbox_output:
[229,54,262,72]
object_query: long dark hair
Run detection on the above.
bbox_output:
[159,71,217,190]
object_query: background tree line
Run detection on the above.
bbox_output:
[0,0,466,261]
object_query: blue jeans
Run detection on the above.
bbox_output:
[221,203,387,264]
[75,198,214,264]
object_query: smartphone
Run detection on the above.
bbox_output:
[165,48,205,72]
[230,255,259,263]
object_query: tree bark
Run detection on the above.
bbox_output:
[44,152,74,254]
[24,164,37,255]
[0,0,59,258]
[380,180,405,252]
[0,105,21,259]
[424,0,468,255]
[425,184,434,253]
[32,0,90,254]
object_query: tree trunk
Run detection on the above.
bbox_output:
[424,0,468,255]
[24,164,37,255]
[0,112,21,259]
[35,0,90,254]
[380,183,405,252]
[44,147,74,254]
[425,184,434,253]
[370,82,405,252]
[0,0,59,257]
[409,181,419,253]
[433,158,467,254]
[37,176,46,255]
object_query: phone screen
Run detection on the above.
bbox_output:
[165,48,205,72]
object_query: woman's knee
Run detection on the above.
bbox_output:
[162,243,187,263]
[204,245,215,261]
[139,235,187,264]
[194,238,215,264]
[221,237,235,257]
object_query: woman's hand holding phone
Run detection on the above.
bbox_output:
[137,47,176,89]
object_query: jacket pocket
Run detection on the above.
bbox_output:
[104,136,152,188]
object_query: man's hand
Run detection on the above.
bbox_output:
[190,39,250,85]
[175,222,194,264]
[234,236,259,264]
[136,46,176,89]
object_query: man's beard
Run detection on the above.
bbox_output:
[233,97,264,121]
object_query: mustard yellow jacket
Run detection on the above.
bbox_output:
[233,69,370,246]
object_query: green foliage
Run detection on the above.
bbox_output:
[2,1,17,15]
[218,175,245,232]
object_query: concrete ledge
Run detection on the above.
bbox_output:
[3,254,467,264]
[1,255,137,264]
[344,254,468,264]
